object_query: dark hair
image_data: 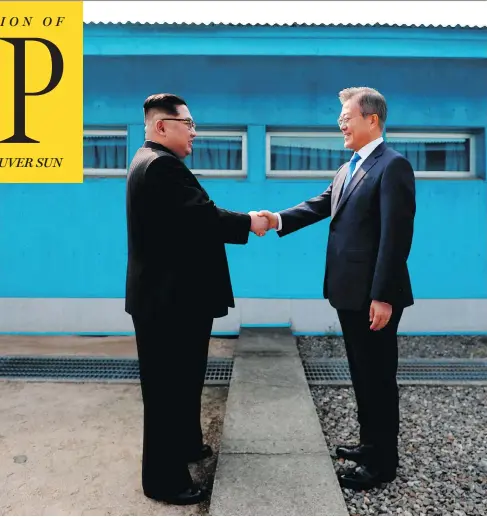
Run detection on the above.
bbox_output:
[339,87,387,130]
[143,93,187,118]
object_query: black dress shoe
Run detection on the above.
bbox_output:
[338,465,395,491]
[145,484,206,505]
[335,443,374,463]
[187,444,213,463]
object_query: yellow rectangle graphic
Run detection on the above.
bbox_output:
[0,1,83,183]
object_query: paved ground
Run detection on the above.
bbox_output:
[0,382,227,516]
[0,335,232,516]
[0,335,235,358]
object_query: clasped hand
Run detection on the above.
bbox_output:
[249,210,277,237]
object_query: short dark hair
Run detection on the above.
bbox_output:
[339,87,387,130]
[143,93,187,118]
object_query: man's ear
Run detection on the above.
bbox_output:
[155,119,165,134]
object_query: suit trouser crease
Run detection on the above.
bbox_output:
[132,308,213,495]
[337,306,403,473]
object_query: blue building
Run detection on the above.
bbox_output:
[1,21,486,335]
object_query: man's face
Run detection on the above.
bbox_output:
[338,97,375,152]
[157,104,196,158]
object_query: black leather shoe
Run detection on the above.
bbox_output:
[145,484,206,505]
[187,444,213,463]
[335,443,374,463]
[338,465,396,491]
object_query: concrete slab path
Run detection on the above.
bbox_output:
[210,328,348,516]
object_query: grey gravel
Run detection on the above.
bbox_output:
[312,385,487,516]
[298,335,487,361]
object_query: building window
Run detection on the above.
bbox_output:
[386,133,475,178]
[184,131,247,177]
[83,129,127,176]
[266,131,477,179]
[267,132,348,178]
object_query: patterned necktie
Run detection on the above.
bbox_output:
[343,152,361,192]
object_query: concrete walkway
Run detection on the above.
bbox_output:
[210,328,348,516]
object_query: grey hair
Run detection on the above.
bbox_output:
[338,87,387,129]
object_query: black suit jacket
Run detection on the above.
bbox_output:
[125,141,251,318]
[278,141,416,311]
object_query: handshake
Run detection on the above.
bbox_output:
[248,211,278,237]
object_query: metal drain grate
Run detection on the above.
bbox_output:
[206,359,234,385]
[304,358,487,385]
[1,356,485,386]
[0,356,233,385]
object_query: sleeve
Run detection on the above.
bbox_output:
[144,155,250,244]
[276,212,283,231]
[277,182,333,238]
[370,156,416,303]
[216,207,251,245]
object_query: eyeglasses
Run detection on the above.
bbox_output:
[337,113,376,128]
[337,115,361,128]
[159,118,196,130]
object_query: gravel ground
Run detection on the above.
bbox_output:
[312,385,487,516]
[298,335,487,361]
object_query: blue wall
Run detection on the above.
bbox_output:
[0,53,485,300]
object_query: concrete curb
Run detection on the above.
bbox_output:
[209,328,349,516]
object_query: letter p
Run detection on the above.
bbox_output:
[0,37,63,144]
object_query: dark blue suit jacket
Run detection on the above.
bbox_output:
[277,141,416,311]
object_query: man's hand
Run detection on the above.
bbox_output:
[249,211,269,237]
[369,300,392,331]
[257,210,278,230]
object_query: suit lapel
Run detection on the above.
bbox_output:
[331,165,348,218]
[333,142,386,219]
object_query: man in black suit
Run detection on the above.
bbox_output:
[258,87,416,490]
[125,93,268,505]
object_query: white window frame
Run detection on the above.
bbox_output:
[386,132,476,179]
[189,130,247,178]
[266,131,342,179]
[266,131,477,179]
[83,128,128,177]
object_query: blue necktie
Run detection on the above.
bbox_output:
[343,152,361,192]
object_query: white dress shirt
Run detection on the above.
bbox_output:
[274,136,384,231]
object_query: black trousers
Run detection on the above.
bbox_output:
[132,307,213,497]
[337,305,404,474]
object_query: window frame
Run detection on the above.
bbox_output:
[266,131,342,179]
[266,130,477,179]
[385,131,476,179]
[188,130,248,178]
[83,128,128,177]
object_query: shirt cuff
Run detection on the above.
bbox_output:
[275,212,282,232]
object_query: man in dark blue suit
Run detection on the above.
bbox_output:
[259,87,416,490]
